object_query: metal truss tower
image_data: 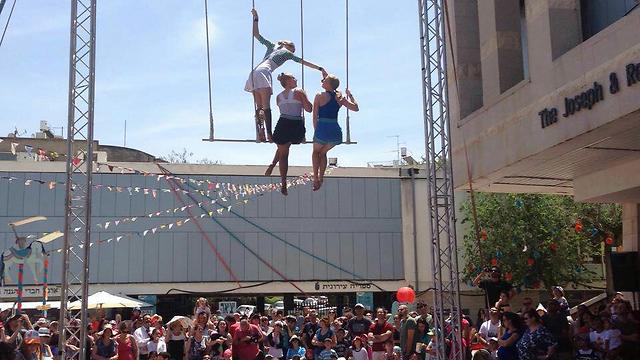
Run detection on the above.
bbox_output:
[58,1,97,359]
[418,0,463,359]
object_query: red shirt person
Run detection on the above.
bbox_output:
[368,308,394,359]
[232,319,263,360]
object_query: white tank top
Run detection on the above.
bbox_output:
[277,89,304,120]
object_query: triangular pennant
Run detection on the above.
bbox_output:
[11,143,18,155]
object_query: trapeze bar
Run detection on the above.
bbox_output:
[202,138,358,145]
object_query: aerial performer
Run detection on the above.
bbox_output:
[265,73,313,195]
[245,8,327,142]
[312,75,359,190]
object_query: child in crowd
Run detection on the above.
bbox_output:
[334,328,350,358]
[350,336,368,360]
[194,297,211,317]
[574,335,598,360]
[383,339,400,360]
[319,338,338,360]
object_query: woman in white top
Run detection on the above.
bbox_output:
[265,72,312,195]
[147,328,167,354]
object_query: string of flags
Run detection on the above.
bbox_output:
[93,173,313,231]
[45,173,315,254]
[0,139,63,161]
[0,171,310,200]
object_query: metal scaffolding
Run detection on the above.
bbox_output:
[58,0,97,359]
[418,0,463,359]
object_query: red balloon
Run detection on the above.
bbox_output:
[396,287,416,303]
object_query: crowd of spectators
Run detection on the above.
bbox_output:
[1,280,638,360]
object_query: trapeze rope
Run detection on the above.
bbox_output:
[204,0,215,140]
[158,164,306,294]
[300,0,305,91]
[181,175,379,286]
[344,0,351,142]
[157,164,242,287]
[0,0,17,51]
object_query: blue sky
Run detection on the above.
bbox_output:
[0,1,425,166]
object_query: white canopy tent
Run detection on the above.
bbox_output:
[68,291,153,310]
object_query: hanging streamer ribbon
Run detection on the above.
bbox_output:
[17,263,24,311]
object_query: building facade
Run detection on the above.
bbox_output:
[448,1,640,255]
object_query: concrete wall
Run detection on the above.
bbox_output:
[0,165,405,289]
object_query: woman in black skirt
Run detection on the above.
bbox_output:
[265,72,312,195]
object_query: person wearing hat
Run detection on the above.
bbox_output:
[319,337,338,360]
[551,286,570,317]
[92,324,117,360]
[473,267,515,309]
[37,327,53,360]
[6,313,32,350]
[350,336,368,360]
[286,335,306,360]
[15,329,43,360]
[347,304,372,339]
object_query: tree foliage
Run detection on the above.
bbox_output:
[162,148,220,165]
[460,193,621,290]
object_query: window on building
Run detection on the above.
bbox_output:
[520,0,529,80]
[580,0,639,40]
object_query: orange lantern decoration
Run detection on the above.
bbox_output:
[527,258,535,266]
[574,220,583,233]
[480,229,488,241]
[491,258,498,266]
[550,243,558,252]
[396,287,416,303]
[605,235,614,245]
[504,272,513,281]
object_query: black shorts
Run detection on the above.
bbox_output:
[272,117,305,145]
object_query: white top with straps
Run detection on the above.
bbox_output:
[277,88,304,120]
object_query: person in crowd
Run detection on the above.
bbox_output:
[283,315,299,351]
[497,312,522,360]
[265,320,285,359]
[487,338,499,359]
[260,316,272,335]
[166,321,187,360]
[301,310,319,351]
[231,319,262,360]
[194,298,211,318]
[542,300,571,359]
[134,315,152,360]
[92,324,117,360]
[519,297,535,316]
[246,8,326,142]
[383,339,399,360]
[573,334,598,360]
[65,324,94,360]
[15,330,44,360]
[37,327,53,360]
[398,304,417,360]
[116,321,138,360]
[350,336,368,360]
[414,318,430,360]
[5,314,33,349]
[473,267,515,309]
[158,352,172,360]
[48,321,59,359]
[495,291,512,313]
[415,303,433,329]
[368,308,394,360]
[476,309,489,331]
[185,325,209,360]
[334,328,351,358]
[209,320,231,360]
[311,75,359,190]
[147,328,167,354]
[194,311,210,337]
[347,304,372,339]
[612,301,639,360]
[286,335,306,360]
[573,305,594,336]
[319,338,337,360]
[312,317,335,359]
[517,309,556,360]
[536,304,547,319]
[601,315,622,359]
[478,308,501,347]
[552,287,570,317]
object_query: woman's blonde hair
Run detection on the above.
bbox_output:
[277,72,295,87]
[325,74,343,101]
[277,40,295,51]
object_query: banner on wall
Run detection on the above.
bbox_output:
[0,286,61,300]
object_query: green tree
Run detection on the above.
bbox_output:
[460,193,621,289]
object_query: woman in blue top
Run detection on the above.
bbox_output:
[246,8,327,141]
[497,312,522,360]
[312,74,359,190]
